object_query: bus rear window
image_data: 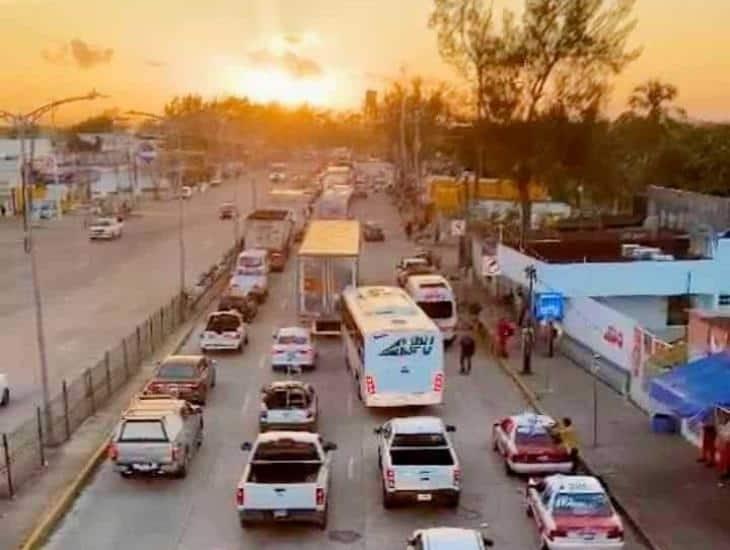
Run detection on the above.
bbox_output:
[417,301,454,319]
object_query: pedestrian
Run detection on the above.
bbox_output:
[405,220,413,240]
[698,415,717,467]
[551,417,580,473]
[459,330,476,375]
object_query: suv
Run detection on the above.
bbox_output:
[109,394,204,478]
[144,355,217,405]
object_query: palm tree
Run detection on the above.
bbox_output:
[628,79,686,122]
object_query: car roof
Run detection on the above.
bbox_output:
[420,528,482,549]
[276,326,310,337]
[161,355,202,365]
[545,474,605,493]
[390,416,445,434]
[256,431,319,444]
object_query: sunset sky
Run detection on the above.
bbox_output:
[1,0,729,123]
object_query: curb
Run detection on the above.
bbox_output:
[19,316,199,550]
[488,344,663,550]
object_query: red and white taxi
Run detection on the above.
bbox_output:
[492,412,572,475]
[199,311,248,352]
[526,474,624,550]
[271,326,317,371]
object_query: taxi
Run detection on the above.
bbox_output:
[271,326,317,371]
[492,412,572,475]
[526,474,625,550]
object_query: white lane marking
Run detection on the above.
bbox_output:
[347,392,353,416]
[347,456,355,480]
[241,391,251,417]
[258,355,267,370]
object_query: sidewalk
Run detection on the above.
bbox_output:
[478,296,730,550]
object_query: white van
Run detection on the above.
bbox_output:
[405,275,458,346]
[341,286,444,407]
[230,249,269,302]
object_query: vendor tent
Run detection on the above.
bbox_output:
[650,352,730,419]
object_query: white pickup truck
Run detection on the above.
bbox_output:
[375,416,460,508]
[89,217,124,240]
[236,431,337,529]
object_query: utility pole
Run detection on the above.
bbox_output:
[1,91,106,444]
[522,265,537,375]
[399,93,407,187]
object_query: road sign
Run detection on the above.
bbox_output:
[534,292,564,321]
[451,219,466,237]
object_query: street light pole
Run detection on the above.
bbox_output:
[1,91,106,443]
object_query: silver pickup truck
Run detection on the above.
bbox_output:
[236,431,336,529]
[109,395,203,478]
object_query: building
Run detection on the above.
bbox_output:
[0,137,54,215]
[648,184,730,236]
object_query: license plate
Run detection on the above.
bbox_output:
[287,352,296,361]
[581,532,596,541]
[273,510,288,518]
[134,464,156,472]
[537,455,550,462]
[416,494,432,502]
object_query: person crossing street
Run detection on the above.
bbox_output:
[459,329,476,375]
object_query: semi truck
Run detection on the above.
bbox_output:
[243,209,294,271]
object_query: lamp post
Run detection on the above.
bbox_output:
[0,90,106,443]
[126,110,186,298]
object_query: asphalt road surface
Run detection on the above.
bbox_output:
[44,191,647,549]
[0,174,263,433]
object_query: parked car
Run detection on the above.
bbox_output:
[0,374,9,406]
[375,416,460,508]
[526,474,625,549]
[271,327,317,371]
[407,528,494,549]
[492,412,572,475]
[259,381,318,432]
[237,432,336,529]
[108,394,203,478]
[218,293,258,322]
[363,221,385,242]
[144,355,217,405]
[219,202,237,219]
[199,310,248,353]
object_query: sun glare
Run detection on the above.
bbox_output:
[230,67,335,107]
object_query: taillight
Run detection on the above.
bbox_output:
[386,468,395,489]
[365,376,376,395]
[453,467,461,487]
[316,487,325,505]
[547,528,567,540]
[433,372,444,392]
[108,442,118,461]
[236,488,244,506]
[607,526,623,539]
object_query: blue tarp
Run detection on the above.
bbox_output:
[650,352,730,419]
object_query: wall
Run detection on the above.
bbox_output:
[687,310,730,362]
[598,296,668,333]
[648,185,730,234]
[497,242,730,298]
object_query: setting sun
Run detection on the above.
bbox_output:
[229,67,336,106]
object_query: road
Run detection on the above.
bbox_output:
[0,174,262,433]
[44,190,647,549]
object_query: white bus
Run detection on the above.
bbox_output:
[341,286,444,407]
[404,274,458,347]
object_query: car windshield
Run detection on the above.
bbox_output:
[239,256,263,268]
[417,300,454,319]
[264,388,311,409]
[206,314,240,332]
[553,492,613,517]
[278,334,308,345]
[119,420,168,443]
[157,363,197,379]
[391,433,447,447]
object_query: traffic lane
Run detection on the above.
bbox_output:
[0,176,261,432]
[44,251,297,550]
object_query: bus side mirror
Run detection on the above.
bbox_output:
[481,537,494,547]
[446,425,456,433]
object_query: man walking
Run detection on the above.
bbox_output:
[459,330,476,375]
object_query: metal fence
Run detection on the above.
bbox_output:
[0,244,239,498]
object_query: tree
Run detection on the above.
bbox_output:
[430,0,640,244]
[628,79,685,122]
[71,110,119,134]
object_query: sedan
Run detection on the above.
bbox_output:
[271,327,317,371]
[144,355,216,405]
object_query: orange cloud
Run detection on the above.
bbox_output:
[41,38,114,68]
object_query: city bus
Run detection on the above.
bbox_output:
[341,286,445,407]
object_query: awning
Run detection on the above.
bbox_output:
[649,352,730,419]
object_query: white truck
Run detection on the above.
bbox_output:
[375,416,460,508]
[89,217,124,240]
[236,431,337,529]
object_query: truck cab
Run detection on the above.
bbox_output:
[237,432,337,529]
[375,416,460,508]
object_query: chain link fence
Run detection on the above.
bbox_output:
[0,244,239,498]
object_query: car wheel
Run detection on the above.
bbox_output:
[236,342,243,353]
[525,504,533,518]
[0,388,9,407]
[244,335,249,345]
[176,449,189,479]
[317,507,328,530]
[382,485,395,509]
[492,437,499,452]
[504,459,514,477]
[446,494,460,509]
[120,471,132,479]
